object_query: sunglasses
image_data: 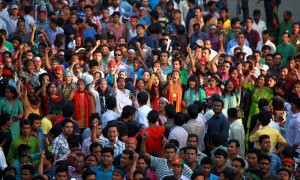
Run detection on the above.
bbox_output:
[114,54,122,56]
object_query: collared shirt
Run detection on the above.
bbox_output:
[51,133,71,159]
[102,110,120,128]
[256,39,276,54]
[286,112,300,153]
[8,31,31,43]
[46,27,64,45]
[136,105,152,129]
[36,20,50,31]
[68,166,83,180]
[228,44,253,58]
[226,39,250,54]
[161,64,173,76]
[190,31,207,46]
[244,29,261,51]
[269,152,281,175]
[249,125,286,151]
[229,120,245,157]
[91,165,114,179]
[183,119,205,150]
[252,19,267,39]
[204,34,220,52]
[188,17,204,37]
[150,156,193,179]
[207,113,229,146]
[169,126,188,149]
[276,43,297,67]
[138,16,151,26]
[106,23,126,41]
[82,136,108,154]
[100,18,110,35]
[24,15,35,33]
[202,11,220,22]
[196,149,207,164]
[103,140,125,157]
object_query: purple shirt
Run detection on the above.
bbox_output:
[205,35,220,52]
[244,29,261,51]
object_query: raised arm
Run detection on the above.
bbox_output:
[136,42,146,61]
[30,24,37,46]
[210,50,223,73]
[162,80,172,96]
[140,132,151,160]
[86,40,101,60]
[44,47,52,70]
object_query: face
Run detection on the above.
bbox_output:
[282,34,289,44]
[77,81,86,91]
[296,167,300,179]
[101,152,114,166]
[21,169,33,180]
[189,80,196,89]
[187,137,198,147]
[185,149,197,163]
[48,83,57,95]
[237,34,245,44]
[5,89,14,99]
[277,171,290,180]
[32,120,42,131]
[137,158,148,170]
[85,155,97,168]
[201,164,212,177]
[17,22,25,31]
[259,159,271,174]
[153,76,160,86]
[125,140,136,151]
[107,127,119,141]
[117,78,125,89]
[247,153,258,168]
[114,51,123,63]
[215,155,226,167]
[267,78,276,88]
[172,61,180,71]
[164,148,176,162]
[62,122,73,136]
[213,101,223,114]
[92,146,102,163]
[260,138,271,152]
[162,36,170,45]
[120,153,131,167]
[265,56,273,66]
[160,53,168,63]
[100,81,108,92]
[256,76,265,87]
[273,55,282,66]
[195,9,201,17]
[21,124,31,136]
[293,24,300,34]
[158,99,167,111]
[232,160,243,175]
[55,172,69,180]
[27,86,35,97]
[282,162,294,173]
[227,142,239,155]
[75,156,85,171]
[172,71,180,82]
[280,68,288,79]
[209,77,218,87]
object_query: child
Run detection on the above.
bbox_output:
[106,60,117,87]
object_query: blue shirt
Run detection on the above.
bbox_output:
[269,152,281,175]
[82,28,96,40]
[186,8,195,33]
[78,10,86,19]
[91,165,114,179]
[161,65,173,76]
[226,39,250,54]
[138,16,151,26]
[190,32,207,46]
[207,113,229,146]
[131,68,144,79]
[130,36,154,49]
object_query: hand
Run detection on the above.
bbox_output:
[92,119,99,127]
[219,34,224,42]
[162,135,168,145]
[134,73,137,79]
[32,24,37,31]
[17,114,23,119]
[70,34,75,40]
[186,45,192,54]
[135,42,141,49]
[169,80,173,86]
[142,132,149,140]
[96,40,101,47]
[45,47,51,54]
[256,120,261,127]
[39,27,45,34]
[133,152,139,160]
[218,49,225,54]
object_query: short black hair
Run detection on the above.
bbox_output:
[258,154,271,163]
[214,148,228,158]
[203,14,213,24]
[62,118,74,127]
[121,105,136,119]
[0,113,11,126]
[122,149,134,160]
[82,169,96,180]
[89,142,102,153]
[147,110,159,124]
[138,154,150,166]
[247,148,261,159]
[188,134,199,142]
[164,143,177,152]
[233,157,246,168]
[165,104,176,119]
[55,165,69,176]
[106,96,116,110]
[150,10,159,20]
[67,134,80,148]
[27,113,42,126]
[227,108,238,119]
[137,91,148,105]
[187,104,198,119]
[259,134,270,144]
[200,157,213,165]
[133,169,146,178]
[228,139,240,148]
[101,147,114,156]
[62,103,74,118]
[21,164,35,175]
[173,112,186,126]
[88,60,99,67]
[20,119,31,129]
[191,171,205,180]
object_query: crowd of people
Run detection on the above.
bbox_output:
[0,0,299,179]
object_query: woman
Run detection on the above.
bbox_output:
[132,78,151,107]
[142,70,152,91]
[89,78,111,115]
[162,70,185,112]
[243,73,273,149]
[60,70,76,101]
[35,73,51,96]
[221,79,241,111]
[184,75,206,107]
[149,74,162,110]
[41,82,66,116]
[204,75,222,98]
[267,75,277,89]
[0,86,24,140]
[158,97,169,125]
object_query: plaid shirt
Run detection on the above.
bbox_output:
[269,152,281,175]
[103,140,125,157]
[51,133,70,159]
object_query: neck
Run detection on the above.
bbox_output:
[1,125,8,131]
[229,153,238,160]
[229,118,237,123]
[22,135,30,142]
[187,161,197,169]
[149,123,156,127]
[261,150,269,155]
[174,174,182,179]
[234,174,243,180]
[102,164,112,171]
[262,172,270,178]
[216,164,226,171]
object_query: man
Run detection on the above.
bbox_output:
[112,166,126,180]
[64,13,78,49]
[187,134,207,164]
[228,32,252,57]
[28,113,45,151]
[136,91,152,129]
[244,18,260,52]
[228,108,245,157]
[200,157,218,180]
[138,7,150,26]
[226,139,246,168]
[204,24,220,52]
[169,112,188,149]
[100,9,110,35]
[164,158,189,180]
[202,1,220,22]
[89,142,102,165]
[108,0,125,16]
[258,154,277,179]
[36,11,49,34]
[55,165,69,180]
[52,119,74,161]
[286,97,300,156]
[277,11,293,44]
[225,18,240,49]
[211,148,231,176]
[84,5,101,32]
[46,19,64,45]
[291,23,300,54]
[7,120,39,165]
[276,32,296,67]
[282,158,295,177]
[232,158,246,180]
[256,30,276,54]
[258,135,281,175]
[126,16,138,42]
[226,27,250,54]
[148,10,162,36]
[102,96,120,129]
[130,24,153,49]
[185,146,200,172]
[91,147,115,179]
[141,133,193,179]
[183,105,205,150]
[103,124,125,157]
[206,99,229,150]
[1,4,19,35]
[8,20,31,43]
[106,12,126,41]
[247,148,261,169]
[269,53,282,77]
[249,111,286,154]
[119,150,134,175]
[185,0,196,34]
[252,9,267,40]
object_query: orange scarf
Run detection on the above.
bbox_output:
[168,83,183,112]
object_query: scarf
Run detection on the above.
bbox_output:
[168,83,183,112]
[152,85,159,111]
[73,90,91,128]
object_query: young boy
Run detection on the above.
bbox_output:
[106,60,117,87]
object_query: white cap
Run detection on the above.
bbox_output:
[260,65,269,71]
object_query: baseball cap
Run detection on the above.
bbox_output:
[113,167,126,177]
[33,56,41,62]
[210,24,217,29]
[139,7,146,11]
[12,5,19,9]
[194,39,204,47]
[172,158,184,166]
[260,64,269,71]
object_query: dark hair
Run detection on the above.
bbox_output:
[258,111,271,126]
[0,130,6,145]
[277,168,291,178]
[32,175,45,180]
[133,169,146,178]
[258,134,270,144]
[187,104,198,119]
[220,169,233,179]
[88,60,99,67]
[0,113,11,126]
[55,165,69,176]
[227,108,238,119]
[20,119,31,129]
[185,145,197,154]
[62,103,74,118]
[138,154,150,166]
[233,157,246,168]
[62,118,74,127]
[213,99,224,107]
[258,98,269,109]
[101,147,114,156]
[82,169,96,180]
[28,113,42,126]
[173,112,186,126]
[214,148,228,158]
[258,154,271,163]
[164,143,177,151]
[231,18,240,28]
[105,96,116,110]
[88,113,101,130]
[137,91,148,105]
[3,166,17,176]
[188,134,199,143]
[147,110,159,124]
[247,148,261,159]
[150,10,159,20]
[165,104,176,119]
[203,14,213,24]
[67,134,80,148]
[228,139,240,148]
[191,171,205,180]
[122,149,134,160]
[291,97,300,109]
[21,164,35,175]
[121,105,136,119]
[89,142,102,154]
[201,157,213,165]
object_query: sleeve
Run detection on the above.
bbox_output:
[242,83,255,93]
[249,131,260,143]
[0,151,7,170]
[150,156,161,169]
[18,99,24,114]
[182,164,193,179]
[51,138,60,155]
[276,131,287,144]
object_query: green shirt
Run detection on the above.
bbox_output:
[180,69,189,85]
[276,43,296,67]
[4,41,14,51]
[7,136,40,165]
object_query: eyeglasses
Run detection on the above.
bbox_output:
[114,54,122,56]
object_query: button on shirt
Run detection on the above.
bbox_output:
[286,112,300,153]
[51,133,70,159]
[103,140,125,157]
[207,113,230,146]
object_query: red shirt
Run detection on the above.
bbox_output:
[140,126,165,157]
